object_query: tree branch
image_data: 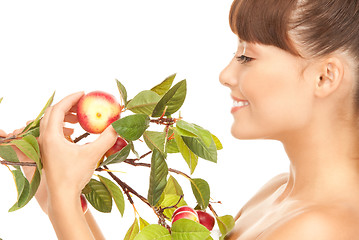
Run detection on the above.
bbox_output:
[0,160,36,167]
[124,159,191,179]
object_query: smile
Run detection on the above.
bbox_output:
[233,100,249,107]
[231,98,249,114]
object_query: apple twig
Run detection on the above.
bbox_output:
[0,160,37,167]
[124,159,191,179]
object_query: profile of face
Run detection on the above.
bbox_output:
[220,41,313,141]
[220,0,359,141]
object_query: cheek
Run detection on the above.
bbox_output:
[240,69,312,133]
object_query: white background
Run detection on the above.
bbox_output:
[0,1,289,239]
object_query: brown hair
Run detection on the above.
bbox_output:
[229,0,359,59]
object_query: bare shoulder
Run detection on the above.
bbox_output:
[258,205,359,240]
[234,173,289,219]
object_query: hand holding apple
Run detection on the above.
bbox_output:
[77,91,122,134]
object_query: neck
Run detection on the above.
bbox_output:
[278,115,359,202]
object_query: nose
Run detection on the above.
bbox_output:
[219,58,237,88]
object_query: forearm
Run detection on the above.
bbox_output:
[48,192,94,240]
[85,210,106,240]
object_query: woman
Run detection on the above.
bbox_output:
[221,0,359,239]
[15,0,359,239]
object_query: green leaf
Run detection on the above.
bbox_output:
[139,217,150,230]
[9,169,30,211]
[174,126,197,138]
[157,175,183,207]
[166,138,179,153]
[112,114,150,141]
[0,145,20,170]
[152,80,187,117]
[0,97,3,103]
[182,136,217,163]
[211,134,223,150]
[127,90,161,115]
[9,168,41,212]
[143,131,166,157]
[171,219,211,240]
[164,176,183,196]
[99,143,131,167]
[176,120,214,147]
[190,178,210,210]
[134,224,171,240]
[160,194,187,219]
[22,91,55,134]
[216,215,235,238]
[147,149,168,206]
[174,131,198,174]
[150,73,176,96]
[98,175,125,216]
[124,218,139,240]
[116,79,128,108]
[11,138,42,172]
[21,127,40,138]
[22,135,40,155]
[84,179,112,213]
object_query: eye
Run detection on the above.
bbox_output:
[236,55,254,64]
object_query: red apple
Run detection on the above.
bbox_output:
[77,91,121,134]
[196,210,215,231]
[173,206,197,217]
[171,211,199,224]
[171,206,199,224]
[105,137,128,157]
[80,194,88,214]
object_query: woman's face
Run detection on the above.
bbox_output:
[220,40,315,140]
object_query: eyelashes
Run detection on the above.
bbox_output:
[236,55,254,64]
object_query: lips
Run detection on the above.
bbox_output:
[231,95,249,113]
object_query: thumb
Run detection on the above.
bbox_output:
[87,125,118,161]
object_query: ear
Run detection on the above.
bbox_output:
[314,57,344,98]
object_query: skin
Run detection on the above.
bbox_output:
[220,40,359,239]
[4,92,117,239]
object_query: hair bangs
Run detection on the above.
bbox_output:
[229,0,299,56]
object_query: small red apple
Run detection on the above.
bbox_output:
[171,211,199,224]
[172,206,197,217]
[196,210,215,231]
[105,137,128,157]
[77,91,121,134]
[80,194,88,214]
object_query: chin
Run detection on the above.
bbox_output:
[230,123,275,140]
[231,124,257,140]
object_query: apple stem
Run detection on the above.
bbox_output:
[73,132,90,143]
[208,204,219,218]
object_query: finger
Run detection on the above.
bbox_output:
[64,113,78,124]
[39,106,53,135]
[0,129,6,137]
[86,125,117,162]
[12,127,26,136]
[48,92,84,136]
[69,105,78,113]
